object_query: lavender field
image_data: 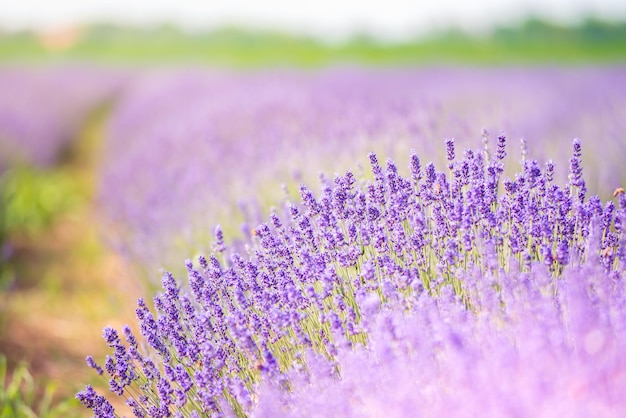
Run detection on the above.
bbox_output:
[99,67,626,280]
[1,64,626,418]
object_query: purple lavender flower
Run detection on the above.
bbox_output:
[496,132,507,161]
[556,239,570,266]
[545,159,555,183]
[86,356,104,376]
[409,149,422,185]
[213,225,226,253]
[445,138,455,165]
[76,385,116,417]
[569,138,584,188]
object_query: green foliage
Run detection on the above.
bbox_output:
[0,166,79,236]
[0,355,78,418]
[1,17,625,65]
[0,166,80,288]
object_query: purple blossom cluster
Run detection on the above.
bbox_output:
[78,137,626,417]
[97,67,626,278]
[257,261,626,417]
[0,66,126,171]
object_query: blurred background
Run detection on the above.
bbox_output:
[1,1,625,416]
[1,0,626,65]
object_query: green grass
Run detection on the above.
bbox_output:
[0,355,78,418]
[1,17,625,66]
[0,167,80,236]
[0,166,81,289]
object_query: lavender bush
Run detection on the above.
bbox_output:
[79,137,626,417]
[98,67,626,279]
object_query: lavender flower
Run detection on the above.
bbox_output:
[76,385,116,417]
[445,138,455,165]
[496,132,507,161]
[86,356,104,376]
[569,138,585,188]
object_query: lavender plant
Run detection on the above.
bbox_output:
[97,67,626,279]
[78,137,626,417]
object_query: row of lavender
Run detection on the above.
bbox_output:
[97,67,626,281]
[0,65,127,171]
[79,136,626,417]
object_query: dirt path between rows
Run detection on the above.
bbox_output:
[0,105,146,412]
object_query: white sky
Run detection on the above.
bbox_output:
[1,0,626,40]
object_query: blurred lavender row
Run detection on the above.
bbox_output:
[98,66,626,279]
[0,65,127,171]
